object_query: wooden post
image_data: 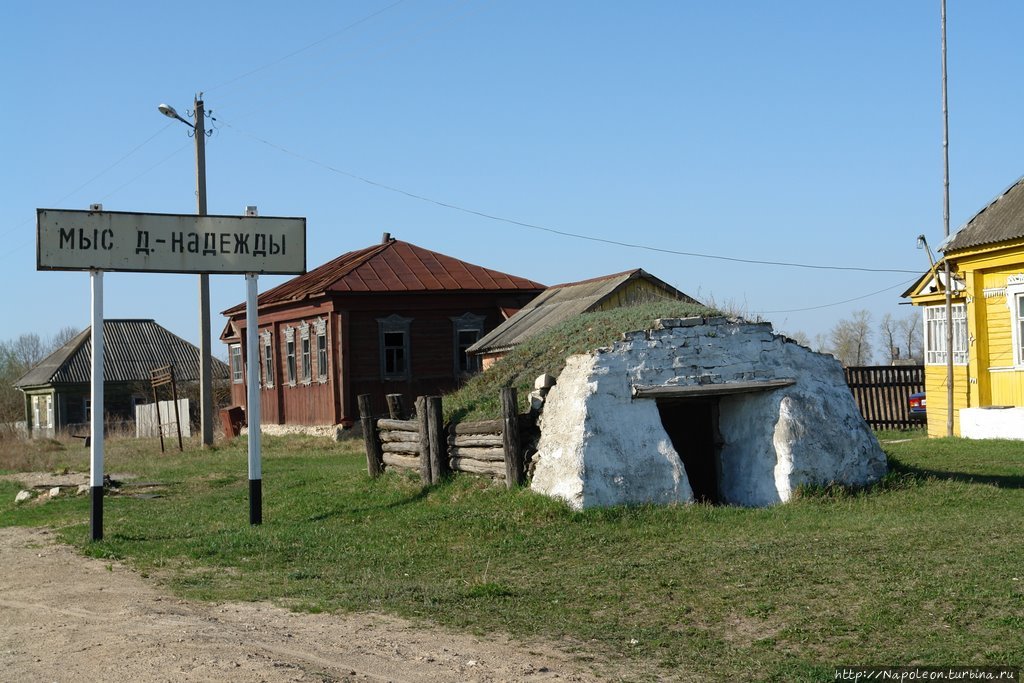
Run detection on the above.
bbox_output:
[415,396,432,484]
[386,393,405,420]
[500,387,524,488]
[170,367,183,453]
[426,395,446,483]
[357,394,383,478]
[152,376,165,454]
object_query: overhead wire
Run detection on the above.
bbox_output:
[95,143,191,202]
[0,123,175,243]
[8,0,452,236]
[208,0,486,126]
[0,141,191,265]
[17,1,921,321]
[5,0,462,260]
[204,0,409,94]
[761,278,919,314]
[221,118,921,276]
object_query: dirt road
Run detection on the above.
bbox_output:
[0,526,605,682]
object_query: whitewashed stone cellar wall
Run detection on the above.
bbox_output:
[530,317,887,509]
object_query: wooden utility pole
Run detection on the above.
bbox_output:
[941,0,954,437]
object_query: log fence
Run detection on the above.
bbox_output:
[357,387,530,488]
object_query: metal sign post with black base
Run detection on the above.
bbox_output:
[36,206,306,540]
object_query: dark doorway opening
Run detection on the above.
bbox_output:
[657,398,721,504]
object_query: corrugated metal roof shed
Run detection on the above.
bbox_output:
[942,174,1024,253]
[15,319,228,388]
[468,269,697,355]
[222,237,546,314]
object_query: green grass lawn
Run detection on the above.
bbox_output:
[1,430,1021,681]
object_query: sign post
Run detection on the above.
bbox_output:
[89,269,104,541]
[245,272,262,524]
[37,207,306,538]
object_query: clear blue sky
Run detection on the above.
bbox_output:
[4,1,1023,357]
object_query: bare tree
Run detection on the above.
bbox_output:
[49,325,82,351]
[783,330,811,347]
[879,313,898,364]
[0,328,82,433]
[897,312,923,362]
[7,333,47,370]
[812,332,830,354]
[0,335,47,431]
[0,343,24,430]
[828,310,874,366]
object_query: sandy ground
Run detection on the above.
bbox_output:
[0,516,611,682]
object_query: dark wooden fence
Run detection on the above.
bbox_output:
[358,388,529,488]
[844,365,924,429]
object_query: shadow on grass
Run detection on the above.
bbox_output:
[308,484,433,522]
[109,532,193,543]
[795,456,1024,500]
[890,462,1024,489]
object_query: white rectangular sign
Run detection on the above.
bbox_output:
[37,208,306,274]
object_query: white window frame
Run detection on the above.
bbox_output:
[284,327,296,386]
[1007,281,1024,368]
[315,318,328,383]
[229,343,244,384]
[299,322,312,384]
[261,330,274,388]
[33,395,52,428]
[924,303,968,366]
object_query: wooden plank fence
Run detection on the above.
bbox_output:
[358,387,530,488]
[844,365,924,429]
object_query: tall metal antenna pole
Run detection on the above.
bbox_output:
[941,0,954,437]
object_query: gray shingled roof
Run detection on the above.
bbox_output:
[15,319,228,388]
[941,175,1024,253]
[467,269,697,356]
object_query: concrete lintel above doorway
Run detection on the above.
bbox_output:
[631,379,796,400]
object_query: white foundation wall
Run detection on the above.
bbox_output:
[959,407,1024,440]
[531,317,887,509]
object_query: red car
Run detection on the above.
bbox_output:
[909,392,926,422]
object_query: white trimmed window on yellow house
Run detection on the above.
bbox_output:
[924,303,968,366]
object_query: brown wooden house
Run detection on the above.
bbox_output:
[220,234,545,426]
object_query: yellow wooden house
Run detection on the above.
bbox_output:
[905,175,1024,438]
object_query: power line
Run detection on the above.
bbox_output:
[205,0,409,94]
[0,142,190,265]
[96,143,190,202]
[222,120,921,276]
[0,123,174,243]
[6,1,476,259]
[210,0,485,127]
[761,278,918,314]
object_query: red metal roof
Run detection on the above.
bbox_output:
[223,238,545,314]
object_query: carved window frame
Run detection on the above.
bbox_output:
[299,322,312,385]
[261,330,274,388]
[284,327,296,386]
[377,314,412,381]
[451,313,485,376]
[315,318,328,383]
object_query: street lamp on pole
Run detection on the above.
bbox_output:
[158,96,215,447]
